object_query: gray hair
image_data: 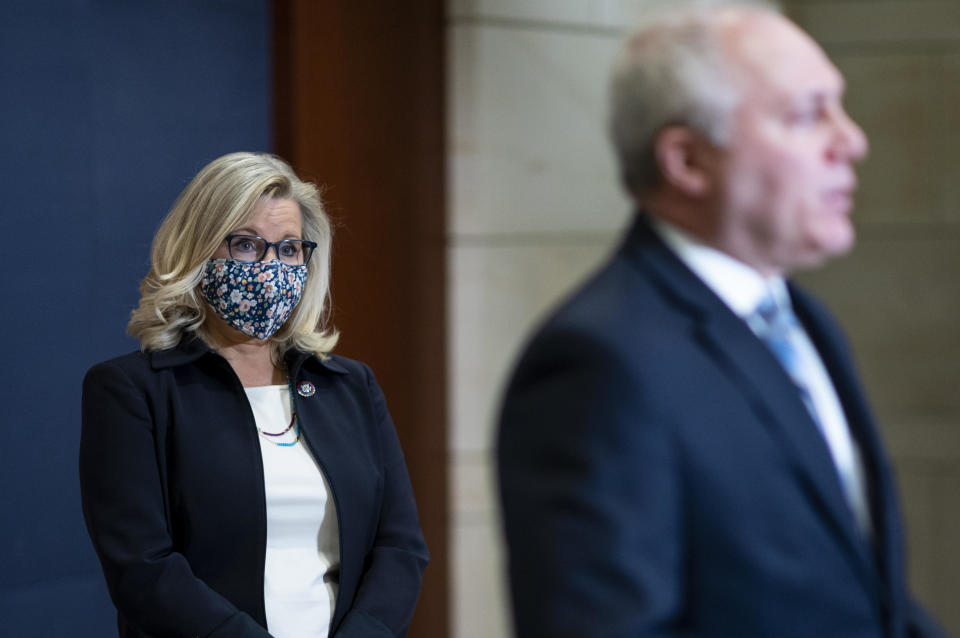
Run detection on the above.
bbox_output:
[608,1,779,196]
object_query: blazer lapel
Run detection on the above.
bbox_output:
[622,215,878,589]
[282,352,371,630]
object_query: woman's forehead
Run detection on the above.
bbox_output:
[237,197,303,236]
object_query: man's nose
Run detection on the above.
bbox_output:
[830,107,868,163]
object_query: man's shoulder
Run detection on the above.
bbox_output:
[542,243,676,334]
[512,249,689,379]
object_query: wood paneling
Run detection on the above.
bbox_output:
[274,2,448,636]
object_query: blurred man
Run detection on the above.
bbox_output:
[497,3,947,637]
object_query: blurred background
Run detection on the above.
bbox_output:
[2,1,957,636]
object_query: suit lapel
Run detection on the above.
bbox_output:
[791,286,902,592]
[696,311,878,582]
[622,215,879,588]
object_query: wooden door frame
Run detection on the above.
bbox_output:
[273,2,449,635]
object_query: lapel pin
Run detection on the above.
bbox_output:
[297,381,316,397]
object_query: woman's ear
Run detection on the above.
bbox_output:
[653,125,719,197]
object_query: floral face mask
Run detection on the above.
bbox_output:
[201,258,307,340]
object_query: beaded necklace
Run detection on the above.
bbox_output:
[255,379,300,447]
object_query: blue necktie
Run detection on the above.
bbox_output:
[750,296,814,409]
[749,294,871,535]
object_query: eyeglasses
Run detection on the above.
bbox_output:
[223,234,317,266]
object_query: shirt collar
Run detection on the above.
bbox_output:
[649,217,789,318]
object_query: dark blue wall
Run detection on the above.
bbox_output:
[0,2,271,634]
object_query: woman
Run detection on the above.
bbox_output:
[80,152,428,638]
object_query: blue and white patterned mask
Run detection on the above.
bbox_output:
[201,258,307,340]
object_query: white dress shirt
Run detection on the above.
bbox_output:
[651,218,871,536]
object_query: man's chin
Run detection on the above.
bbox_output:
[816,216,857,258]
[784,233,855,274]
[828,222,857,258]
[819,236,856,266]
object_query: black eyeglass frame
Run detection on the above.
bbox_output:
[223,234,318,265]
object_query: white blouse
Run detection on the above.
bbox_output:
[244,384,340,638]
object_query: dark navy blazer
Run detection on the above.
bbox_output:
[80,338,428,637]
[498,214,945,638]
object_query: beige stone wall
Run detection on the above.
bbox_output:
[448,4,627,635]
[448,1,960,635]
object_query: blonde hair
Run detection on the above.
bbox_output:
[128,152,339,358]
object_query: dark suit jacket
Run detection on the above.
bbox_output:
[498,214,946,638]
[80,338,428,638]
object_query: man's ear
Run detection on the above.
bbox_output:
[653,125,718,197]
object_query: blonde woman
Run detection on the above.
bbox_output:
[80,152,428,638]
